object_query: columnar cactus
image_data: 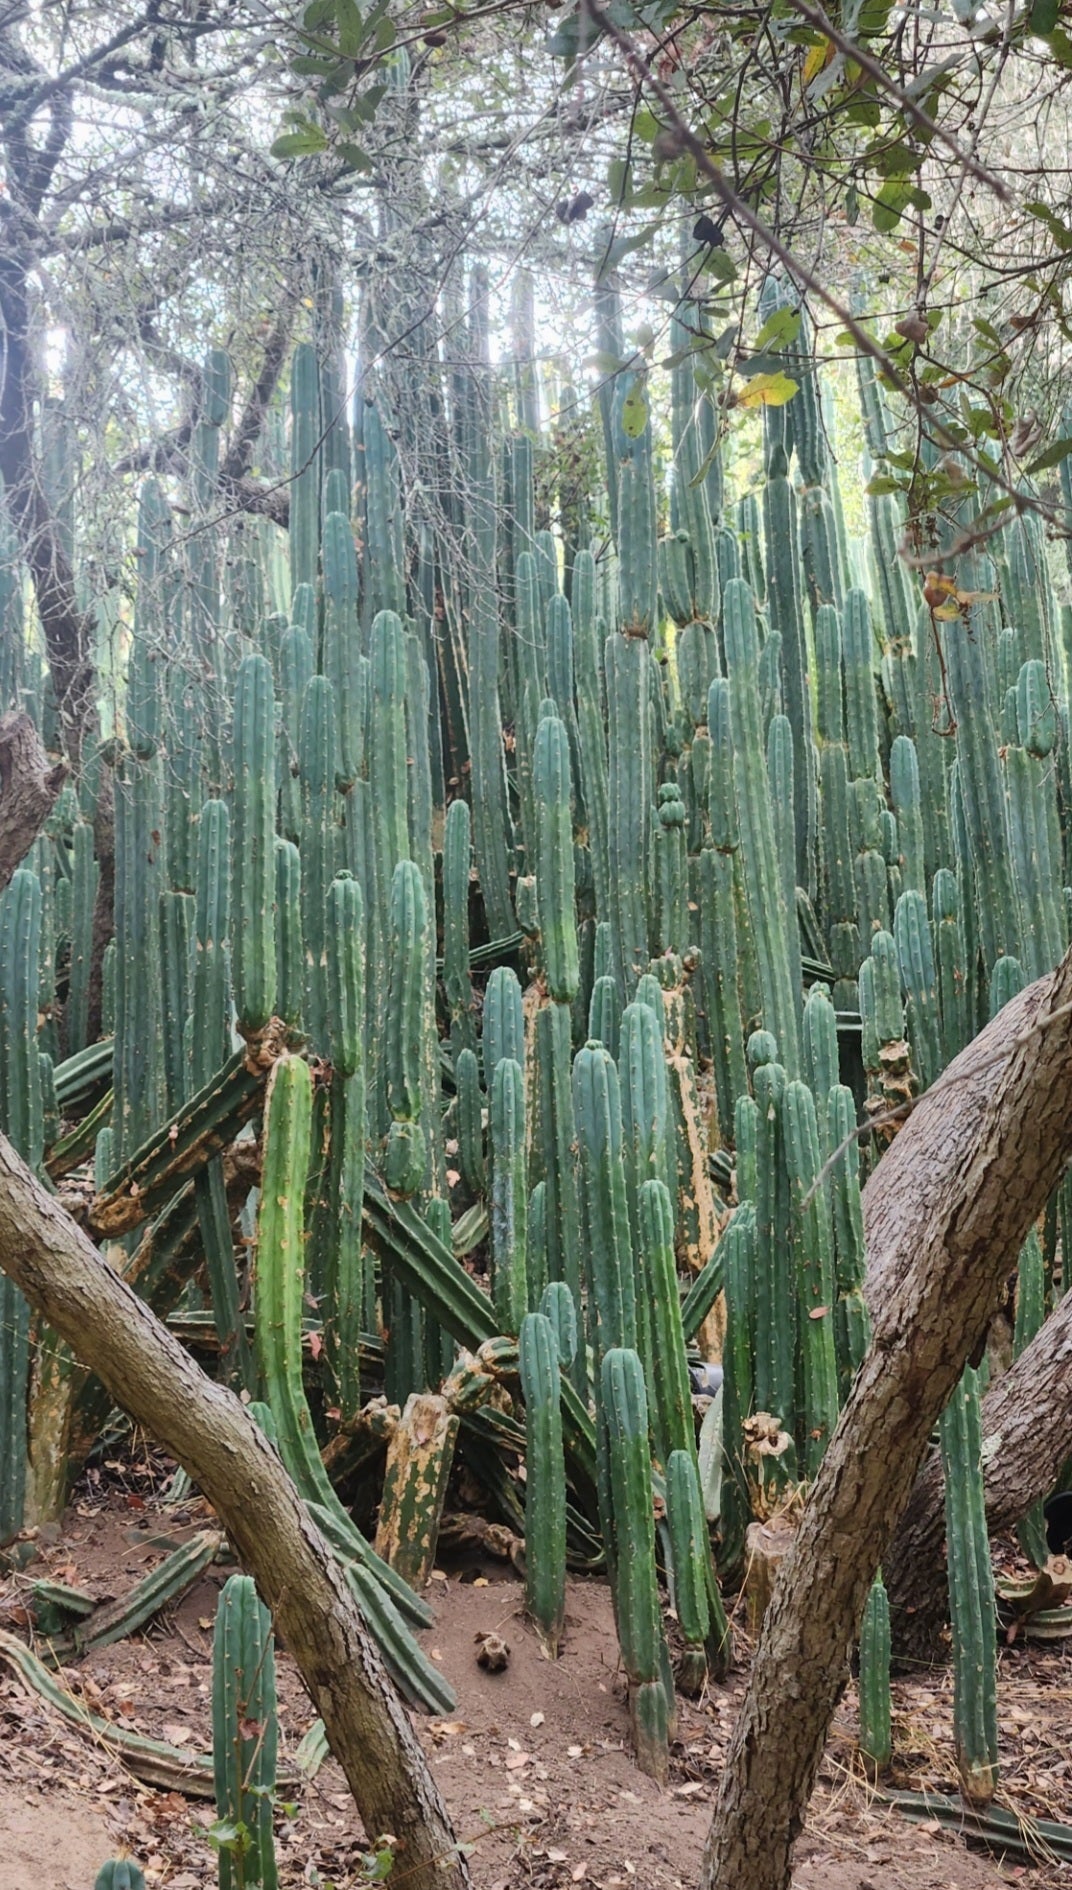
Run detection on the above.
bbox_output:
[519,1311,566,1657]
[213,1573,278,1890]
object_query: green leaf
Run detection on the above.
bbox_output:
[336,0,364,54]
[1026,201,1072,250]
[864,474,905,496]
[701,247,737,284]
[872,178,913,232]
[1025,435,1072,475]
[1030,0,1061,27]
[752,305,801,353]
[337,142,373,171]
[272,125,329,157]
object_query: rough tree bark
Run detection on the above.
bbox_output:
[883,1280,1072,1660]
[699,950,1072,1890]
[0,1133,472,1890]
[0,711,67,889]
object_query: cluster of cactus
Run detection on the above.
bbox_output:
[2,255,1070,1794]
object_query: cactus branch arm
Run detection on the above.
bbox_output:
[0,712,67,892]
[0,1132,472,1890]
[699,947,1072,1890]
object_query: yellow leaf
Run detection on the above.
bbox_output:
[934,603,961,619]
[736,371,799,409]
[802,37,832,88]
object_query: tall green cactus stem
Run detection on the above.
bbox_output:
[842,588,880,783]
[232,653,277,1038]
[159,891,194,1112]
[534,1001,585,1394]
[361,398,406,620]
[519,1312,566,1657]
[572,552,611,921]
[164,667,202,896]
[573,1042,637,1357]
[325,873,366,1422]
[483,965,524,1083]
[66,820,97,1057]
[213,1573,278,1890]
[540,1279,578,1367]
[443,799,476,1059]
[466,351,516,941]
[654,781,689,955]
[724,579,801,1073]
[827,1083,871,1397]
[858,1574,892,1772]
[764,444,816,893]
[298,675,338,1056]
[601,1347,668,1783]
[890,735,925,895]
[455,1046,486,1198]
[666,1446,712,1696]
[612,370,658,636]
[802,985,839,1152]
[274,840,303,1034]
[534,712,580,1001]
[403,629,443,1197]
[893,889,942,1091]
[546,593,586,826]
[588,973,622,1058]
[490,1055,528,1332]
[289,341,321,596]
[384,860,428,1198]
[697,846,747,1139]
[279,624,314,845]
[783,1080,839,1475]
[1005,661,1066,980]
[668,313,718,623]
[192,801,253,1392]
[113,754,164,1162]
[638,1178,693,1467]
[943,564,1022,971]
[369,609,410,896]
[620,1000,673,1247]
[719,1203,756,1565]
[932,866,967,1066]
[939,1367,999,1810]
[606,630,651,994]
[321,510,362,788]
[753,1059,794,1426]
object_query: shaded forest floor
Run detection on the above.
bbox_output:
[1,1453,1069,1890]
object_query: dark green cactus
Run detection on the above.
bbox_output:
[384,859,428,1198]
[232,652,277,1038]
[534,711,579,1001]
[940,1367,998,1810]
[573,1041,636,1357]
[519,1311,566,1658]
[601,1346,668,1783]
[490,1055,527,1332]
[858,1574,892,1772]
[212,1573,278,1889]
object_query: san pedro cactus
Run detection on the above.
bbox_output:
[858,1573,892,1772]
[212,1573,278,1889]
[783,1080,839,1475]
[384,859,428,1198]
[601,1346,668,1783]
[96,1865,146,1890]
[573,1042,637,1357]
[489,1055,527,1333]
[534,711,580,1001]
[231,652,277,1038]
[519,1311,566,1657]
[940,1366,998,1809]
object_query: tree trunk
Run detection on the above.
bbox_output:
[0,1133,472,1890]
[699,951,1072,1890]
[884,1280,1072,1661]
[0,713,67,889]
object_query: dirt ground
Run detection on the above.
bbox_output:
[1,1466,1069,1890]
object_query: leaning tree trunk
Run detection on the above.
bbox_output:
[0,713,67,890]
[699,950,1072,1890]
[0,1133,472,1890]
[884,1280,1072,1661]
